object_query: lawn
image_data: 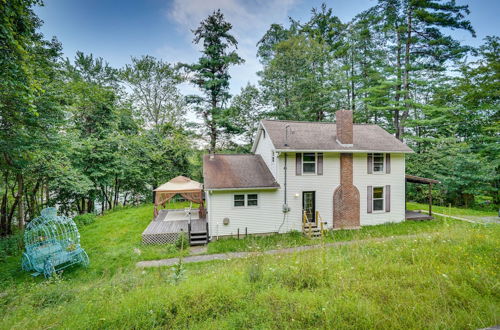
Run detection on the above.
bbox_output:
[0,204,499,329]
[207,215,465,254]
[407,202,499,221]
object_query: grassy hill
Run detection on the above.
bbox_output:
[1,205,499,329]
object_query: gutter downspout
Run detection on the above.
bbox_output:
[284,152,287,205]
[278,152,288,233]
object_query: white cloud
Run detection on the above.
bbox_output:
[165,0,299,94]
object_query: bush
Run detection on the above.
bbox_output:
[0,232,24,261]
[73,213,96,227]
[175,232,189,250]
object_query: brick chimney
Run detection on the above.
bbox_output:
[336,110,353,146]
[333,110,359,229]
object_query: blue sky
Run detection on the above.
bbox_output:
[36,0,500,95]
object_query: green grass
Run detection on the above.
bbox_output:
[207,216,464,254]
[0,203,191,286]
[407,202,498,218]
[0,205,499,329]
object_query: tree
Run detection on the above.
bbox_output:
[372,0,475,140]
[0,0,65,233]
[121,56,185,129]
[187,10,244,152]
[228,84,266,146]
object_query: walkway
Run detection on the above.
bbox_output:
[416,210,499,224]
[136,234,426,268]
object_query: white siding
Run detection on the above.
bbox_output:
[276,153,340,231]
[353,153,406,225]
[207,189,283,237]
[254,128,277,178]
[206,152,407,237]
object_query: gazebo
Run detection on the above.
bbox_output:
[143,176,208,245]
[153,176,205,218]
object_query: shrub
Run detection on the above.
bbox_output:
[247,258,263,283]
[170,259,186,285]
[175,232,189,250]
[0,232,24,260]
[73,213,96,227]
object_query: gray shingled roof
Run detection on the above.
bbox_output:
[203,154,280,190]
[260,120,413,153]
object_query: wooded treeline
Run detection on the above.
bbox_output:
[1,0,498,235]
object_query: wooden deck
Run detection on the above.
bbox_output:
[405,210,433,221]
[142,209,207,244]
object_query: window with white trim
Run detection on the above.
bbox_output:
[271,151,275,163]
[372,153,384,173]
[302,153,316,174]
[233,194,258,207]
[234,194,245,207]
[373,186,384,211]
[247,194,258,206]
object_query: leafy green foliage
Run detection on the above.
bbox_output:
[0,205,498,328]
[186,10,244,152]
[73,213,96,227]
[175,232,189,250]
[121,56,185,128]
[0,232,24,261]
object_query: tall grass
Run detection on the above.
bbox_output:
[207,216,464,254]
[0,205,498,329]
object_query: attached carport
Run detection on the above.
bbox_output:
[405,174,440,221]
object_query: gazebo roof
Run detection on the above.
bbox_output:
[154,176,203,193]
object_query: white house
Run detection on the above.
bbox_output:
[203,110,414,238]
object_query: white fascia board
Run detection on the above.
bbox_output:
[275,149,413,154]
[205,186,280,192]
[250,124,263,153]
[251,121,277,153]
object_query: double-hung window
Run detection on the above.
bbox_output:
[372,153,384,173]
[233,194,258,207]
[372,186,384,211]
[247,194,258,206]
[233,194,245,207]
[302,153,316,174]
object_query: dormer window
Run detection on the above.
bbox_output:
[302,153,316,174]
[372,153,384,173]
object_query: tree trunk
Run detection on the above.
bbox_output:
[17,174,24,230]
[394,27,403,141]
[399,4,413,140]
[0,172,8,236]
[45,182,49,207]
[114,177,120,207]
[350,51,355,111]
[87,199,94,213]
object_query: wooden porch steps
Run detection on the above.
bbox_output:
[188,221,209,246]
[189,231,208,246]
[302,210,326,239]
[303,225,322,238]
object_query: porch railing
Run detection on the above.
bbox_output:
[303,210,326,238]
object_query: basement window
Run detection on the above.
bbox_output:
[373,186,384,211]
[302,153,316,174]
[372,153,385,173]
